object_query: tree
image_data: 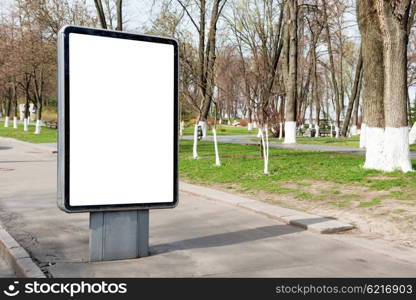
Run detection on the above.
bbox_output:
[282,0,298,143]
[176,0,226,158]
[94,0,123,30]
[341,48,362,137]
[322,0,341,137]
[377,0,412,171]
[358,0,412,172]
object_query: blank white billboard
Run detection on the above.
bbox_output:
[57,26,178,212]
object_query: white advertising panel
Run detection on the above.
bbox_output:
[57,26,178,212]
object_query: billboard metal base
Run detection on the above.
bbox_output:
[89,210,149,261]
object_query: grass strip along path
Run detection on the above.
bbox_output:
[0,123,57,143]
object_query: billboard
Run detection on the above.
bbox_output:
[57,26,178,212]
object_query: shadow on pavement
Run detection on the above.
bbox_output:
[0,146,12,150]
[151,224,303,255]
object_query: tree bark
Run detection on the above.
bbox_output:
[357,0,385,163]
[341,49,363,137]
[94,0,107,29]
[322,0,341,129]
[116,0,123,31]
[283,0,298,144]
[199,0,224,125]
[351,77,362,133]
[376,0,412,172]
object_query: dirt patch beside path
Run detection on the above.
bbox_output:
[197,180,416,248]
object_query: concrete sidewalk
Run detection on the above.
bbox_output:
[0,257,16,278]
[1,138,416,277]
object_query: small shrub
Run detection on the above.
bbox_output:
[239,119,248,127]
[207,118,215,126]
[187,119,197,126]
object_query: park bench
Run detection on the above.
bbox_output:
[45,121,58,129]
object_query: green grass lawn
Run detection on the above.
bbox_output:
[0,123,57,143]
[295,136,361,148]
[272,135,416,151]
[182,125,254,136]
[180,140,416,202]
[180,140,416,245]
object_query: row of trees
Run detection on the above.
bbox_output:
[153,0,416,173]
[0,0,95,133]
[1,0,415,173]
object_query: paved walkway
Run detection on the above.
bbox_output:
[0,138,416,277]
[181,135,416,158]
[0,258,16,278]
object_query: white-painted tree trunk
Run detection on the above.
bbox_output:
[253,122,258,129]
[350,125,358,136]
[259,126,269,174]
[363,127,385,170]
[364,126,412,172]
[34,119,41,134]
[179,120,185,136]
[219,119,222,125]
[408,122,416,145]
[278,122,283,139]
[212,128,221,166]
[315,124,320,137]
[227,120,231,126]
[4,116,9,128]
[383,127,412,172]
[23,118,28,131]
[283,121,296,144]
[265,126,269,174]
[13,117,17,129]
[247,122,253,131]
[193,124,198,159]
[19,106,24,121]
[257,128,262,138]
[360,123,367,148]
[335,126,340,138]
[198,121,207,139]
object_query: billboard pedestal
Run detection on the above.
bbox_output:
[89,210,149,261]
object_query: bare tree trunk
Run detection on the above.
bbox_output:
[376,0,412,172]
[12,82,17,129]
[199,0,223,129]
[322,0,341,132]
[94,0,107,29]
[4,87,12,128]
[351,77,362,135]
[33,69,43,134]
[312,39,320,136]
[116,0,123,31]
[24,76,31,131]
[341,49,363,137]
[284,0,298,144]
[357,0,385,161]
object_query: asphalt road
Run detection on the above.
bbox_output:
[0,138,416,277]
